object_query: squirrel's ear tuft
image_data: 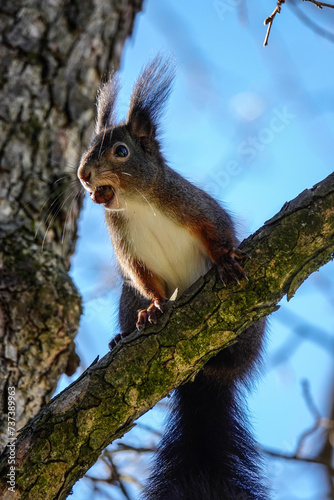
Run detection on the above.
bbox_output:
[126,54,175,146]
[96,74,120,134]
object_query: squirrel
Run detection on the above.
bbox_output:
[77,55,268,500]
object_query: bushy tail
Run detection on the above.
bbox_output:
[143,323,268,500]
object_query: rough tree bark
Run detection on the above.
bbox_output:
[0,0,143,454]
[0,171,333,499]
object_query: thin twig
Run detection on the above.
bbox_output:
[303,0,334,8]
[264,0,286,46]
[262,446,334,472]
[301,379,322,420]
[112,443,154,454]
[290,0,334,43]
[262,379,334,478]
[264,0,334,47]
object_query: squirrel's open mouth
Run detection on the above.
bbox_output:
[90,185,115,205]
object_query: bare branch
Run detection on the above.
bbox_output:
[301,379,322,421]
[263,378,334,482]
[290,0,334,43]
[303,0,334,9]
[264,0,334,46]
[263,445,334,472]
[264,0,286,46]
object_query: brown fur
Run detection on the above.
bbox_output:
[77,55,267,499]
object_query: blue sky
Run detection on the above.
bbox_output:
[60,1,334,498]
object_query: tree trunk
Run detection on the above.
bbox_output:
[0,0,143,453]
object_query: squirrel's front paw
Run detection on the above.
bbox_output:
[109,299,166,349]
[217,248,248,285]
[136,299,165,329]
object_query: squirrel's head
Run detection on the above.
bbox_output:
[77,55,175,211]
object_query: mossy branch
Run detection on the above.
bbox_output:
[0,172,333,500]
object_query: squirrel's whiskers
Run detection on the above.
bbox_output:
[37,173,81,249]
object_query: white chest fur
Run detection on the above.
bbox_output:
[122,199,211,297]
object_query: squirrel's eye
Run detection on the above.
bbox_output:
[114,145,128,158]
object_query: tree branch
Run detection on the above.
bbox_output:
[263,0,334,46]
[264,0,285,46]
[0,172,333,499]
[303,0,334,9]
[262,379,334,481]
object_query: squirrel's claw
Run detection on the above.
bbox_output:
[109,300,165,350]
[136,300,165,329]
[217,248,248,285]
